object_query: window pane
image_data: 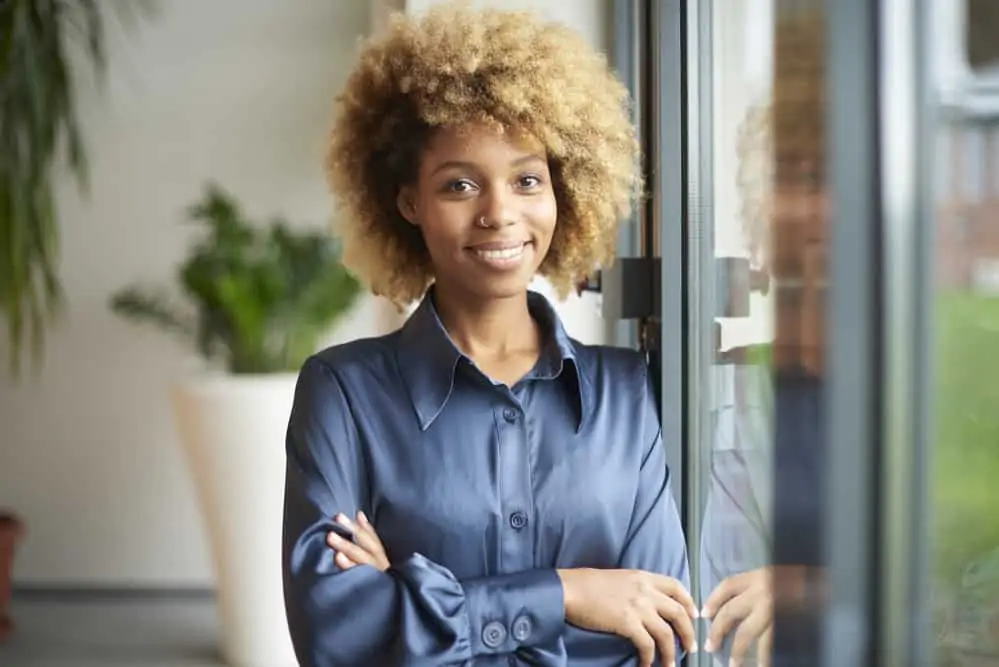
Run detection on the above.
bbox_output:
[930,7,999,659]
[686,2,830,665]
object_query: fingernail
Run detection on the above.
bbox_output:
[326,532,341,544]
[700,606,712,619]
[337,514,353,527]
[730,660,741,667]
[704,639,716,653]
[358,511,368,523]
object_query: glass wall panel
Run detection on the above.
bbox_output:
[928,1,999,663]
[674,1,834,665]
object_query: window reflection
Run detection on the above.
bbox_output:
[690,0,999,664]
[694,2,828,666]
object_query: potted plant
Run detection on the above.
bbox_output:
[1,1,151,643]
[1,0,151,376]
[110,183,361,667]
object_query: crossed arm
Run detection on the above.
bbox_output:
[282,356,695,666]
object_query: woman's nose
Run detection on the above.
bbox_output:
[479,190,518,228]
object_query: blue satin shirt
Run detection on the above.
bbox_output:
[282,289,690,666]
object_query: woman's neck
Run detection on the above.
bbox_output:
[431,284,541,364]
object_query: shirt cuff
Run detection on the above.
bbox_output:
[463,568,565,656]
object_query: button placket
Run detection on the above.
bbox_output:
[496,396,534,574]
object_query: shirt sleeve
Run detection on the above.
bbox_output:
[282,355,566,667]
[556,359,692,667]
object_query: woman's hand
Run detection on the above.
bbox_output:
[325,511,390,572]
[557,568,698,667]
[702,567,776,667]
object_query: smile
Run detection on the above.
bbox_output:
[467,241,532,270]
[475,245,525,260]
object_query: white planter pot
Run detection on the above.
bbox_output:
[170,373,299,667]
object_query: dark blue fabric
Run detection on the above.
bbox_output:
[282,289,690,666]
[772,370,826,667]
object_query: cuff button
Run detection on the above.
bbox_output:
[482,620,507,648]
[512,615,533,642]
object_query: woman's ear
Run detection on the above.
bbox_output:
[397,187,418,226]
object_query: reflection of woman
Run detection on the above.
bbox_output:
[281,5,696,666]
[698,8,828,667]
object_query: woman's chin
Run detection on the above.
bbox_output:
[438,274,536,303]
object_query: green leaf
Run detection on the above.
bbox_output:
[111,183,362,374]
[1,0,153,378]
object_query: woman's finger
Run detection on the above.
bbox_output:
[643,611,677,667]
[757,624,774,667]
[649,574,698,619]
[729,603,772,666]
[653,593,697,654]
[334,551,358,570]
[357,511,375,531]
[326,531,373,566]
[352,513,391,570]
[704,590,752,653]
[702,571,750,619]
[622,619,656,667]
[347,514,387,558]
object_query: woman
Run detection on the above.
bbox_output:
[281,5,696,666]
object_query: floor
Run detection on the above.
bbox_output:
[0,594,225,667]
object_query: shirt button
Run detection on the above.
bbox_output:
[512,615,533,642]
[509,511,528,530]
[482,620,507,648]
[502,407,518,423]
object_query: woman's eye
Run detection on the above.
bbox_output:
[445,179,476,194]
[518,175,543,189]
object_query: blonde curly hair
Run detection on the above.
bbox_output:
[324,2,641,307]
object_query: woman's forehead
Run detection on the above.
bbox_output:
[424,122,545,157]
[425,123,546,160]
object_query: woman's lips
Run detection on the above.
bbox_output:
[467,241,532,270]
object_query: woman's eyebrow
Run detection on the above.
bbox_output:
[430,154,546,177]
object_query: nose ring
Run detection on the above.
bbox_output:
[476,216,490,228]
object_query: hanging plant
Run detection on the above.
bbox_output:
[0,0,151,377]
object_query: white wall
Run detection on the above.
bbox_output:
[0,0,377,588]
[0,0,611,587]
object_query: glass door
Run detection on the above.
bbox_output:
[677,1,827,665]
[633,0,999,665]
[641,1,881,665]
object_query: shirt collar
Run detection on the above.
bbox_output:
[396,288,591,432]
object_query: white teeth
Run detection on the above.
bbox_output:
[475,245,524,260]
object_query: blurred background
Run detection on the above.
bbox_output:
[0,0,997,666]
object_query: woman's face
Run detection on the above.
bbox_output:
[398,123,558,303]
